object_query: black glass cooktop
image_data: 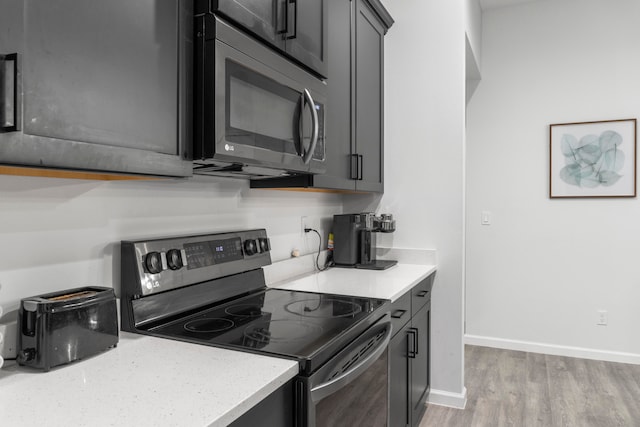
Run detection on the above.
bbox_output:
[148,288,388,371]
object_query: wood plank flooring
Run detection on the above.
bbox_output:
[419,345,640,427]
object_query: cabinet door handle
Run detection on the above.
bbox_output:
[416,290,429,298]
[358,154,363,180]
[412,327,419,355]
[286,0,297,40]
[1,53,18,132]
[407,329,417,359]
[350,154,359,180]
[277,0,288,34]
[391,309,407,319]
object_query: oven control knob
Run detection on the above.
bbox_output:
[145,252,163,274]
[166,249,183,270]
[244,239,258,256]
[259,238,271,253]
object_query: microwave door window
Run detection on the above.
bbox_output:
[226,61,302,158]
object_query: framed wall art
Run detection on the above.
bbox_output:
[549,118,637,198]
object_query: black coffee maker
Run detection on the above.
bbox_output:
[332,213,397,270]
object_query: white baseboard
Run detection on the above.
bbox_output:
[427,386,467,409]
[465,334,640,365]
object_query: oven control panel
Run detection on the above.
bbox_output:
[121,229,271,297]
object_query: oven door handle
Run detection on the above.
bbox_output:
[310,321,392,402]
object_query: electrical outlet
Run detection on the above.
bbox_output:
[597,310,608,326]
[301,216,308,235]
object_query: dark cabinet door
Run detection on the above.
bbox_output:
[285,0,328,78]
[0,0,192,177]
[212,0,327,77]
[229,379,294,427]
[354,0,385,192]
[389,322,411,427]
[410,301,431,426]
[311,0,354,190]
[214,0,286,51]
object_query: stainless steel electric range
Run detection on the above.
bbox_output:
[120,229,391,426]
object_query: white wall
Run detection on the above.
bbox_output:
[347,0,467,407]
[466,0,640,363]
[0,175,341,315]
[465,0,482,69]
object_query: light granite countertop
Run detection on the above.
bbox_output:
[0,332,298,427]
[269,263,437,302]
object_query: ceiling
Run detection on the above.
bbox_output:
[479,0,542,10]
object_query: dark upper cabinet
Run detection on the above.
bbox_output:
[199,0,328,78]
[250,0,393,193]
[353,0,385,191]
[0,0,193,178]
[286,0,327,79]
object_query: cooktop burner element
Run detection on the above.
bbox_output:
[285,298,363,318]
[224,304,265,318]
[184,318,235,333]
[243,319,324,344]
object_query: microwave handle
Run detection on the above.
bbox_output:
[301,88,319,164]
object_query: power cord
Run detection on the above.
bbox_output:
[304,228,333,271]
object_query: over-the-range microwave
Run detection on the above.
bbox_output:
[193,14,326,179]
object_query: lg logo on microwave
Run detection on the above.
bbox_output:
[224,144,235,152]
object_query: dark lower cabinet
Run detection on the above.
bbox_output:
[229,379,294,427]
[390,320,411,427]
[410,302,431,425]
[389,274,433,427]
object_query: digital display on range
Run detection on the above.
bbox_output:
[184,238,243,270]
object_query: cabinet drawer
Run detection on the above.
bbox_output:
[411,275,434,313]
[390,291,411,337]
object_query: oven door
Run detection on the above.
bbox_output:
[195,15,326,175]
[296,318,392,427]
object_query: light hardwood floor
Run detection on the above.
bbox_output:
[420,345,640,427]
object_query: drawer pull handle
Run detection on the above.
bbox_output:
[391,309,407,319]
[416,290,429,298]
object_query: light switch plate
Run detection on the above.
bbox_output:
[481,211,492,225]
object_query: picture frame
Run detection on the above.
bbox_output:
[549,118,637,198]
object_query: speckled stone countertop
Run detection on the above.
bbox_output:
[269,263,437,302]
[0,332,298,426]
